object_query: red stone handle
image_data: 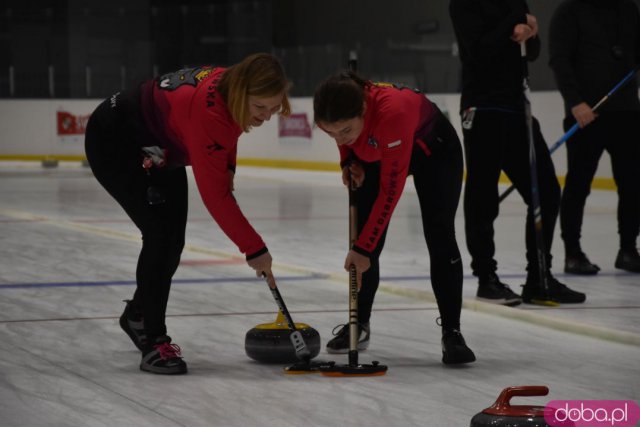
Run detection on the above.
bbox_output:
[483,386,549,416]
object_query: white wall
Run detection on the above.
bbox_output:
[0,100,100,157]
[0,93,613,179]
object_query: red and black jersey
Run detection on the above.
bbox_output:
[338,83,438,255]
[135,66,265,257]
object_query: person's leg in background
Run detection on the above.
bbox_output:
[560,117,603,275]
[523,117,561,279]
[608,112,640,272]
[503,116,584,304]
[462,110,522,306]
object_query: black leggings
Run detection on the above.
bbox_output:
[356,113,464,331]
[84,99,188,340]
[561,112,640,252]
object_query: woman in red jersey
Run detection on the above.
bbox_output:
[85,53,291,374]
[313,72,475,364]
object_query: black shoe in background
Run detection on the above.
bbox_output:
[615,248,640,273]
[476,273,522,306]
[521,274,586,304]
[564,252,600,275]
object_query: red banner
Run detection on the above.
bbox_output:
[278,113,312,139]
[57,111,90,135]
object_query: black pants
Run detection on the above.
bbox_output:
[561,112,640,252]
[356,112,464,331]
[84,99,188,340]
[462,110,561,278]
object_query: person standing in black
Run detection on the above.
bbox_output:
[449,0,586,304]
[549,0,640,274]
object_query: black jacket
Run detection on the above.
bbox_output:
[549,0,640,116]
[449,0,541,111]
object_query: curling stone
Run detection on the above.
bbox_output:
[245,311,320,364]
[470,386,573,427]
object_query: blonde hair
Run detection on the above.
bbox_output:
[218,53,291,132]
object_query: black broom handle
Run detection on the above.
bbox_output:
[521,42,551,296]
[262,273,311,359]
[347,51,360,365]
[264,274,298,331]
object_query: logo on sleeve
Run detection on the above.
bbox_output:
[387,140,401,148]
[158,66,214,91]
[367,137,378,148]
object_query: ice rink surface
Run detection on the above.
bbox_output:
[1,163,638,427]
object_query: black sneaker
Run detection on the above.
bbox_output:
[565,252,600,275]
[615,248,640,273]
[441,329,476,365]
[476,273,522,306]
[326,322,370,354]
[119,300,148,351]
[140,336,188,375]
[522,274,586,305]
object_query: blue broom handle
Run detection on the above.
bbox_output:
[499,67,638,202]
[548,68,638,156]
